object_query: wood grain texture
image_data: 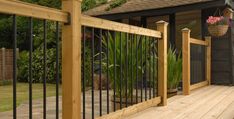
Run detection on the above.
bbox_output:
[97,97,161,119]
[62,0,81,119]
[190,38,208,46]
[182,28,191,95]
[190,81,209,92]
[0,0,68,22]
[126,86,234,119]
[81,15,162,38]
[156,21,168,106]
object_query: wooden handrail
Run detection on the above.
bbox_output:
[81,15,162,38]
[190,38,208,46]
[0,0,68,23]
[0,0,161,38]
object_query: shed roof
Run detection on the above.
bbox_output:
[84,0,215,16]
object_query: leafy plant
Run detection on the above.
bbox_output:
[98,32,157,98]
[106,0,127,11]
[167,47,182,89]
[17,47,61,83]
[82,41,92,87]
[82,0,108,11]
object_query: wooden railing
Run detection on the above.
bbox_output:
[182,28,211,95]
[0,0,168,119]
[81,17,168,119]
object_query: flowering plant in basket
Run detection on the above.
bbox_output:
[207,16,229,37]
[206,16,229,26]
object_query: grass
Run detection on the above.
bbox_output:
[0,83,62,112]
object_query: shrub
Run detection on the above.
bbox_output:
[18,48,61,83]
[0,80,12,86]
[82,42,92,87]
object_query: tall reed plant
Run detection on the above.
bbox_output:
[167,48,182,89]
[98,32,157,98]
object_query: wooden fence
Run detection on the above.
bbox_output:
[182,28,211,95]
[0,48,19,81]
[0,0,168,119]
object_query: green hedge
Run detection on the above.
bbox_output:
[18,48,61,83]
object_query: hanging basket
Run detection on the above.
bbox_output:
[208,25,228,37]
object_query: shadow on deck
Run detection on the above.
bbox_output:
[125,85,234,119]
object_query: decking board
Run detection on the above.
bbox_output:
[125,86,234,119]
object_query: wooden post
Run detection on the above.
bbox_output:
[223,8,233,19]
[205,37,211,85]
[182,28,191,95]
[62,0,82,119]
[156,21,168,106]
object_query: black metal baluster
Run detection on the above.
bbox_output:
[55,22,60,119]
[125,33,128,107]
[136,34,138,103]
[29,17,33,119]
[43,19,47,119]
[91,28,95,119]
[141,36,143,102]
[149,38,152,99]
[130,34,133,105]
[13,15,17,119]
[145,37,147,101]
[120,32,122,109]
[153,38,156,98]
[82,26,86,119]
[99,29,102,116]
[157,40,159,97]
[106,31,110,114]
[114,32,116,111]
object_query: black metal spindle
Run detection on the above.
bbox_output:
[99,29,102,116]
[125,33,128,107]
[43,19,47,119]
[141,36,143,102]
[157,40,159,97]
[91,28,95,119]
[145,37,147,101]
[149,38,152,99]
[106,31,110,114]
[114,32,116,112]
[29,17,33,119]
[136,34,138,103]
[13,15,17,119]
[153,38,156,98]
[55,22,59,119]
[120,32,122,109]
[130,34,133,105]
[82,26,86,119]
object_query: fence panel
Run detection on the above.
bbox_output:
[0,1,64,118]
[0,0,168,119]
[182,28,211,95]
[81,18,167,119]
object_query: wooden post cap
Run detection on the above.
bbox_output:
[182,28,191,32]
[156,20,169,26]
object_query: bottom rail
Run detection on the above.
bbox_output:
[190,81,209,91]
[96,97,161,119]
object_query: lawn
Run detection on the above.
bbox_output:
[0,83,61,112]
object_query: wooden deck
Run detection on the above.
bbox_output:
[125,86,234,119]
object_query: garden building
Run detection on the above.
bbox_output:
[84,0,234,85]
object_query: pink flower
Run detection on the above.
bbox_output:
[206,16,225,25]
